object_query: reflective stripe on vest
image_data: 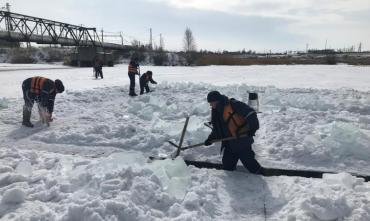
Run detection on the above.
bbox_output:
[223,103,247,137]
[30,77,47,94]
[128,64,138,73]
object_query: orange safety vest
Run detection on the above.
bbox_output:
[128,64,138,73]
[223,102,248,137]
[30,76,47,94]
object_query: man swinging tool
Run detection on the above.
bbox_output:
[21,76,65,127]
[204,91,263,174]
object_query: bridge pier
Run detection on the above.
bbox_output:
[70,46,114,67]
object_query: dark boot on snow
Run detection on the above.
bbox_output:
[22,107,34,128]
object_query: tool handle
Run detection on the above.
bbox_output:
[181,134,248,150]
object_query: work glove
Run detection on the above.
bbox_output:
[204,138,213,146]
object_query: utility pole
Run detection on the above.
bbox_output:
[324,39,327,50]
[159,33,164,50]
[4,2,12,31]
[120,32,123,45]
[101,29,104,43]
[358,42,362,52]
[6,2,10,11]
[306,43,308,53]
[149,28,153,50]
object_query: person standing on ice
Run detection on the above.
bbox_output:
[128,56,140,96]
[139,70,157,95]
[21,76,65,128]
[93,56,103,79]
[204,91,263,174]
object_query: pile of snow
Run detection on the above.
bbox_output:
[149,157,190,200]
[300,173,369,220]
[322,122,370,161]
[302,194,352,221]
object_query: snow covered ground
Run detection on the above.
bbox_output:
[0,63,370,220]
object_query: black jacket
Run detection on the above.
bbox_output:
[207,95,258,143]
[139,73,157,87]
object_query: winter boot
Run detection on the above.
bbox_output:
[129,92,138,96]
[22,106,34,128]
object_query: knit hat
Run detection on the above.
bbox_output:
[207,91,222,102]
[55,79,64,93]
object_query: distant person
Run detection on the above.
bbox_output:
[128,56,140,96]
[139,71,157,95]
[21,76,64,127]
[93,57,103,79]
[204,91,262,174]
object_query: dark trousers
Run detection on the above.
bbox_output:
[95,67,103,79]
[128,73,136,94]
[140,83,150,95]
[22,83,35,111]
[222,136,262,174]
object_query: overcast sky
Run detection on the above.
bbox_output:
[7,0,370,52]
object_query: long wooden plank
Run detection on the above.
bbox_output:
[184,160,370,182]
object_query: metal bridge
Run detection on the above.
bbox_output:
[0,10,129,50]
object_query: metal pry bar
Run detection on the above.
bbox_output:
[166,116,190,158]
[174,116,190,158]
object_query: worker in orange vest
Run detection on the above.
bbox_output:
[21,76,65,127]
[128,56,140,96]
[204,91,262,174]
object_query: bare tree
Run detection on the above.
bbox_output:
[183,27,196,52]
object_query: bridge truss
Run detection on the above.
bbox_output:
[0,10,126,50]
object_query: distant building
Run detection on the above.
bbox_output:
[308,49,335,54]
